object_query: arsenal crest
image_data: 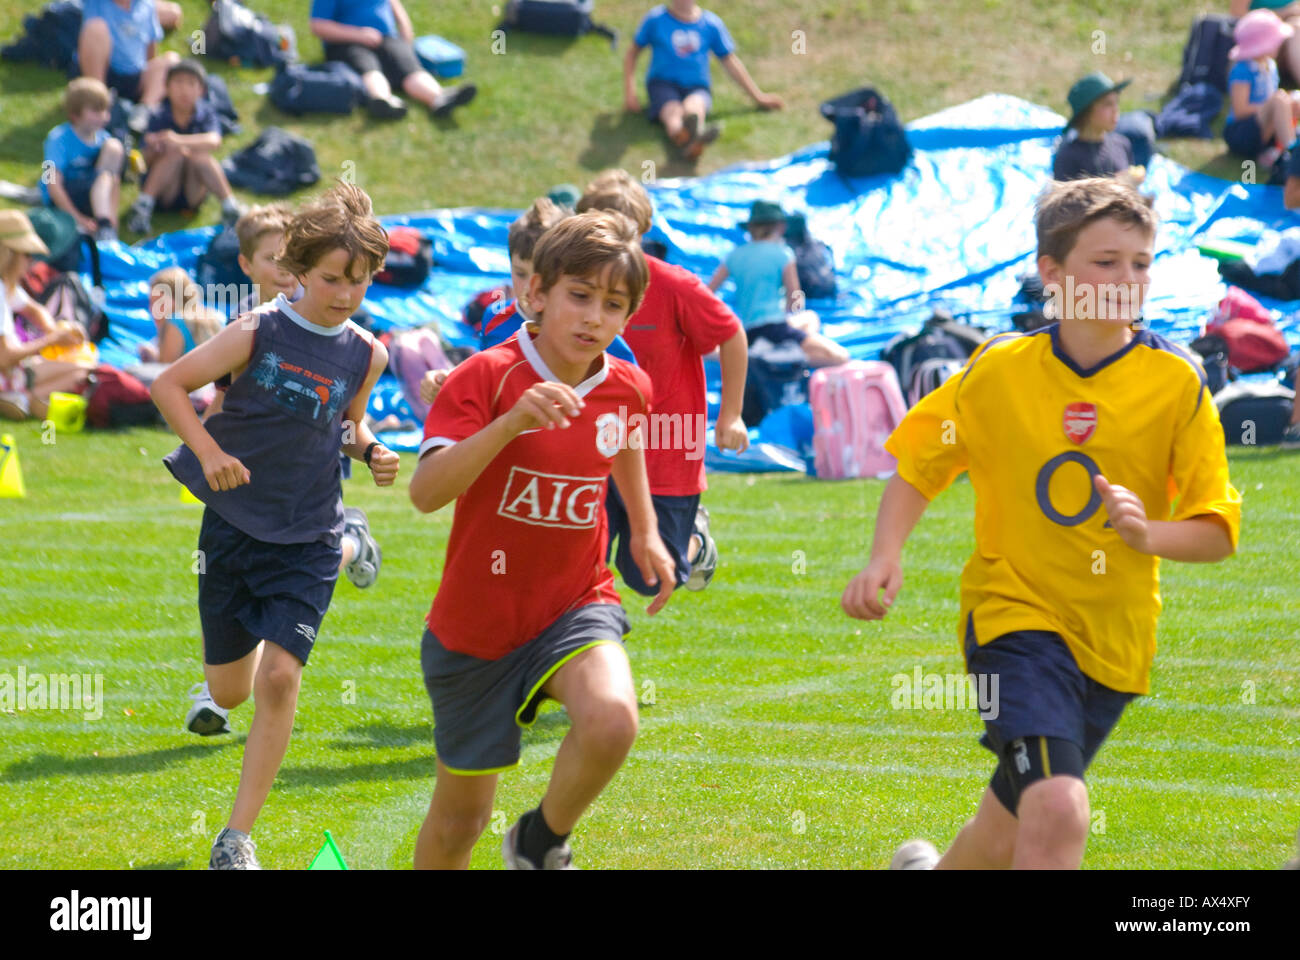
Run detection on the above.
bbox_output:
[1063,402,1097,444]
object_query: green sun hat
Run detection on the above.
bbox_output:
[743,200,786,228]
[1065,71,1132,130]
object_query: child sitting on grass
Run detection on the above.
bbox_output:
[138,267,222,364]
[1223,9,1300,169]
[709,200,848,368]
[624,0,783,159]
[1053,72,1146,185]
[42,78,124,243]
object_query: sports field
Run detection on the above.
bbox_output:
[1,423,1296,869]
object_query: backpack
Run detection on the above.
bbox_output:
[374,226,433,287]
[221,127,320,196]
[1172,14,1237,95]
[195,228,246,309]
[1215,380,1295,446]
[1190,333,1232,396]
[85,364,158,429]
[269,61,366,116]
[1154,81,1224,139]
[499,1,618,48]
[742,339,810,426]
[883,309,984,402]
[204,74,241,136]
[0,0,83,72]
[464,285,510,333]
[203,0,296,68]
[907,356,963,408]
[809,360,907,479]
[819,87,912,179]
[1206,287,1290,373]
[785,214,837,299]
[26,206,82,272]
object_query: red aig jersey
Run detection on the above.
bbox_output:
[621,256,741,497]
[420,331,654,659]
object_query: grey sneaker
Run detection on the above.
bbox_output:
[185,680,231,736]
[209,828,261,870]
[684,505,718,591]
[126,197,152,235]
[1280,421,1300,450]
[501,821,576,870]
[890,839,939,870]
[343,506,381,588]
[220,198,247,228]
[431,82,477,117]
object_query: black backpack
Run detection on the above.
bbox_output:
[204,74,241,136]
[196,228,246,309]
[374,226,434,287]
[1215,380,1295,445]
[499,1,618,48]
[1172,14,1237,95]
[221,127,320,196]
[269,61,366,115]
[203,0,296,68]
[743,343,810,426]
[0,0,83,72]
[784,214,836,300]
[820,87,912,179]
[883,309,984,402]
[1191,333,1233,396]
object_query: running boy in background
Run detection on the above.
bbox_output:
[152,182,400,869]
[842,177,1240,870]
[577,168,748,592]
[410,210,674,870]
[709,200,849,367]
[127,58,245,235]
[184,201,383,738]
[624,0,783,159]
[42,78,124,243]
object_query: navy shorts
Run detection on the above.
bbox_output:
[647,79,712,121]
[105,69,143,104]
[1223,115,1265,158]
[421,603,631,774]
[197,508,341,666]
[605,481,695,596]
[746,321,809,348]
[963,615,1136,785]
[59,175,98,217]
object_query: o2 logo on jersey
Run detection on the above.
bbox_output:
[670,29,702,57]
[1063,402,1097,444]
[498,466,605,529]
[595,412,625,459]
[1035,451,1104,527]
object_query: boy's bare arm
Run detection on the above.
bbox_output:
[842,474,931,620]
[707,263,727,292]
[714,328,748,453]
[719,53,783,110]
[310,18,382,46]
[1094,475,1234,562]
[623,44,643,110]
[782,259,801,313]
[409,381,583,513]
[150,320,256,490]
[390,0,415,42]
[610,438,675,615]
[341,340,400,486]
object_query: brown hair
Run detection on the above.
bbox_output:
[234,203,294,259]
[507,197,566,262]
[149,267,222,345]
[530,210,650,318]
[277,181,389,281]
[575,168,654,236]
[1036,177,1157,263]
[64,77,110,119]
[748,222,785,241]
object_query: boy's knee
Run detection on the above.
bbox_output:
[259,659,301,702]
[208,682,249,711]
[571,694,638,754]
[1020,777,1089,842]
[429,806,492,850]
[157,50,182,68]
[99,138,124,163]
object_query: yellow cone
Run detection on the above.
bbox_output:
[180,484,202,504]
[0,433,25,498]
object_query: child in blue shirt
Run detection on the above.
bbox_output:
[77,0,180,109]
[1223,9,1300,167]
[709,201,847,367]
[623,1,783,159]
[42,78,124,243]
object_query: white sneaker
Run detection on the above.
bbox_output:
[209,828,261,870]
[890,839,939,870]
[185,681,231,736]
[342,507,381,588]
[501,820,577,870]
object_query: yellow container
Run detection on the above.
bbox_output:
[39,334,97,364]
[47,392,87,433]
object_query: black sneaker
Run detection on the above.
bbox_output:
[431,83,477,118]
[366,95,408,120]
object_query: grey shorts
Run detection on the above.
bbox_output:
[421,603,631,774]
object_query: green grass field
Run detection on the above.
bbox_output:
[1,423,1296,869]
[0,0,1297,870]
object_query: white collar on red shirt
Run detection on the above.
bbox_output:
[518,328,609,397]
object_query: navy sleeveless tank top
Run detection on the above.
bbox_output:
[164,296,374,545]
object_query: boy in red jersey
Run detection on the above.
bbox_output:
[576,168,749,592]
[409,210,675,870]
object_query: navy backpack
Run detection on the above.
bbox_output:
[203,0,295,68]
[820,87,912,179]
[499,0,618,47]
[269,61,366,115]
[221,127,320,196]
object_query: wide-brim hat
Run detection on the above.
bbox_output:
[1230,9,1295,62]
[1066,71,1132,129]
[743,200,786,228]
[0,209,50,255]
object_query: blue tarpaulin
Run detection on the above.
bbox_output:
[84,95,1299,470]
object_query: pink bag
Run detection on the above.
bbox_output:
[389,329,453,422]
[810,360,907,479]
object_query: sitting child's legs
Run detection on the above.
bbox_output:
[91,138,123,224]
[658,97,687,142]
[415,762,498,869]
[76,18,112,82]
[141,146,186,205]
[139,51,180,107]
[802,331,849,367]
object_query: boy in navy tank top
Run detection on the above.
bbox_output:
[152,182,401,869]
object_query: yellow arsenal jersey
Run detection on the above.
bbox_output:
[885,325,1241,694]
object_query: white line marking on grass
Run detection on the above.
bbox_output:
[1160,656,1299,672]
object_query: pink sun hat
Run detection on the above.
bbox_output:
[1230,9,1294,61]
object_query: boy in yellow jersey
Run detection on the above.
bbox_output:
[842,177,1241,870]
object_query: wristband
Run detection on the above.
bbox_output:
[363,441,380,466]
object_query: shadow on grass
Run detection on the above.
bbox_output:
[131,860,187,870]
[328,720,433,751]
[278,753,435,787]
[3,742,236,782]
